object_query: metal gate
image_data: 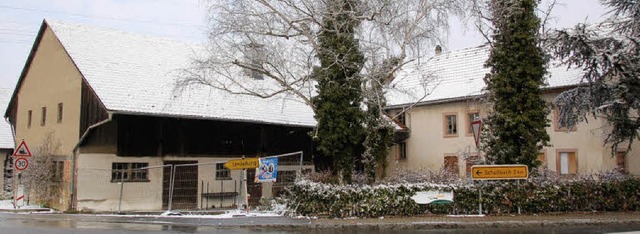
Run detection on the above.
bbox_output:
[163,161,198,210]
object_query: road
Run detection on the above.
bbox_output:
[1,212,640,233]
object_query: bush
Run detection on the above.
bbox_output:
[285,172,640,218]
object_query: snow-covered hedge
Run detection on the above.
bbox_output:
[286,175,640,217]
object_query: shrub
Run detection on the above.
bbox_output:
[285,172,640,218]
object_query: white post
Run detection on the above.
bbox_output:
[168,164,176,211]
[517,180,521,215]
[117,168,125,213]
[478,182,482,215]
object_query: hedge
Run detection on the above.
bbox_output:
[285,175,640,218]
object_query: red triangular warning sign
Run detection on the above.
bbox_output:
[471,119,482,147]
[13,140,32,157]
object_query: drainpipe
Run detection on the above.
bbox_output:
[5,117,17,207]
[69,112,113,211]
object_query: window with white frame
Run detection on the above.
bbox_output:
[557,150,577,175]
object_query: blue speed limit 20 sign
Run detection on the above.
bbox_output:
[15,157,28,171]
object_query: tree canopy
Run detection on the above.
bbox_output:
[549,0,640,154]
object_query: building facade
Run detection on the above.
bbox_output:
[5,20,315,211]
[0,88,14,196]
[385,46,639,177]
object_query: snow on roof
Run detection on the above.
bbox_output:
[47,20,316,127]
[0,88,14,149]
[386,45,585,107]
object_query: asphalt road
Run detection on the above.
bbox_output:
[1,212,640,234]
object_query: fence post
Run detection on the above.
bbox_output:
[168,164,176,211]
[117,167,125,214]
[299,151,304,173]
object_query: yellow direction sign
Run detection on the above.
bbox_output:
[471,164,528,180]
[224,158,259,170]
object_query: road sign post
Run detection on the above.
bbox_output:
[471,164,528,215]
[471,119,482,147]
[13,140,32,157]
[14,157,29,171]
[224,158,259,170]
[471,164,529,180]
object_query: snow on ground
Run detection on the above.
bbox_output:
[98,209,284,219]
[159,209,283,219]
[0,200,51,211]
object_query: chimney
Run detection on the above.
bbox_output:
[435,45,442,55]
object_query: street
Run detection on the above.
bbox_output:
[1,212,640,234]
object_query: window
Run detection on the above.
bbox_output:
[398,142,407,160]
[216,163,231,180]
[111,162,149,182]
[615,151,628,174]
[444,155,459,176]
[443,113,458,137]
[57,103,63,123]
[556,150,577,175]
[467,112,480,135]
[52,161,64,182]
[244,42,265,80]
[554,108,577,132]
[537,151,547,169]
[41,107,46,126]
[27,110,32,128]
[397,112,406,126]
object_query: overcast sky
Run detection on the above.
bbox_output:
[0,0,608,90]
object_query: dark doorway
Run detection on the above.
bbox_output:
[163,161,198,210]
[245,169,262,207]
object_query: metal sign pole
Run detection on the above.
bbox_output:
[517,179,521,215]
[168,164,176,211]
[478,182,482,215]
[117,168,125,213]
[299,151,303,173]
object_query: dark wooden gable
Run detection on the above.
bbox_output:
[79,80,109,137]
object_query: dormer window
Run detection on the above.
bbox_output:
[244,42,265,80]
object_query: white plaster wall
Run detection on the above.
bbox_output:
[76,153,313,211]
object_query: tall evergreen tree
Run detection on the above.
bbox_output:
[549,0,640,154]
[311,0,366,184]
[481,0,550,169]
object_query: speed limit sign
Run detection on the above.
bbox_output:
[15,157,28,171]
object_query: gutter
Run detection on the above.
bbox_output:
[69,112,113,211]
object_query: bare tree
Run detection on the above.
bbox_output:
[178,0,466,111]
[20,133,62,208]
[177,0,467,183]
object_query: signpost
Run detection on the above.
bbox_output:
[472,164,529,215]
[13,140,32,157]
[471,119,481,147]
[471,164,529,180]
[223,158,259,170]
[254,157,278,183]
[14,158,29,171]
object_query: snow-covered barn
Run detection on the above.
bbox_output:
[4,20,315,212]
